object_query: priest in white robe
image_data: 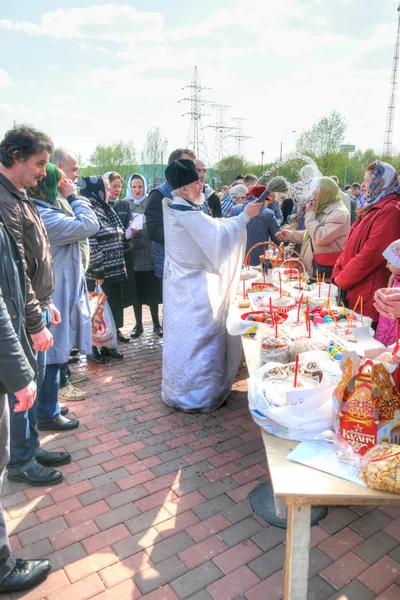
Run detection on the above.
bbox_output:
[162,159,261,413]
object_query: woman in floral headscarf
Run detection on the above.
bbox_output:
[332,161,400,324]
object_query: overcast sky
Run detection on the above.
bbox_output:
[0,0,399,165]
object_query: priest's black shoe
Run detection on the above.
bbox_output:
[130,324,144,338]
[117,330,130,343]
[100,347,124,360]
[153,324,163,337]
[35,446,71,467]
[37,414,79,431]
[88,346,105,364]
[7,460,63,486]
[0,559,51,593]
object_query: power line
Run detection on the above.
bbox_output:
[383,3,400,155]
[229,117,254,157]
[205,103,236,166]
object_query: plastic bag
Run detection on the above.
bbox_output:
[91,285,117,349]
[88,288,107,334]
[360,443,400,494]
[248,360,335,441]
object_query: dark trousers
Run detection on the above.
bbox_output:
[7,308,50,470]
[0,396,16,582]
[37,364,61,422]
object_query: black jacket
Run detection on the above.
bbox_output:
[0,221,36,395]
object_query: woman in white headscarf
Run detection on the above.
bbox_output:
[114,174,162,338]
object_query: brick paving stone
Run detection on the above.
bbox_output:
[75,451,114,470]
[46,541,87,571]
[251,525,286,552]
[218,516,264,548]
[136,487,178,512]
[158,445,193,463]
[184,448,218,465]
[163,490,207,516]
[189,592,213,600]
[208,450,244,468]
[112,528,160,560]
[319,507,360,535]
[64,465,105,485]
[358,556,400,595]
[35,497,82,524]
[390,545,400,562]
[5,512,39,535]
[143,472,183,494]
[18,516,68,546]
[248,542,286,580]
[170,561,223,599]
[318,527,364,560]
[222,499,254,524]
[106,485,149,509]
[94,502,141,530]
[171,474,210,497]
[354,531,400,564]
[64,547,119,582]
[141,586,180,600]
[150,458,186,477]
[14,538,53,560]
[51,480,94,503]
[179,461,215,481]
[116,469,156,490]
[88,467,131,488]
[99,550,152,587]
[375,584,400,600]
[125,506,172,535]
[144,532,194,565]
[326,580,375,600]
[82,523,131,554]
[379,505,400,520]
[135,442,170,459]
[65,499,109,526]
[244,569,284,600]
[206,564,260,600]
[7,494,54,521]
[47,573,105,600]
[49,519,99,550]
[308,547,334,579]
[203,462,242,483]
[186,514,232,543]
[226,480,262,503]
[155,510,201,539]
[179,535,228,570]
[384,516,400,541]
[231,464,268,486]
[320,551,369,589]
[78,483,121,507]
[350,508,393,539]
[192,494,235,521]
[134,556,188,595]
[306,575,336,600]
[213,539,262,575]
[125,455,163,474]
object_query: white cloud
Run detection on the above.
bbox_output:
[0,68,14,88]
[0,103,32,119]
[48,95,80,109]
[96,46,111,54]
[0,4,163,43]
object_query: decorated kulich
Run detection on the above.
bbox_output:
[333,357,400,457]
[260,336,291,364]
[238,298,250,308]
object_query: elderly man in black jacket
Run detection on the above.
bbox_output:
[0,220,51,593]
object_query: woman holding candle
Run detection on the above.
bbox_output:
[276,177,349,282]
[332,161,400,325]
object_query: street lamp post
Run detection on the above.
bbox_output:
[280,130,296,164]
[261,151,265,168]
[339,144,356,188]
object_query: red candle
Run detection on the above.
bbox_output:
[294,354,299,388]
[297,294,303,323]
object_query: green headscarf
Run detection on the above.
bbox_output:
[314,176,341,216]
[303,176,341,244]
[27,163,63,206]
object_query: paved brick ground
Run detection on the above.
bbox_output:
[3,307,400,600]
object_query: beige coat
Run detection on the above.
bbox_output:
[285,200,350,279]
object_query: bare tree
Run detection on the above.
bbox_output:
[141,127,168,182]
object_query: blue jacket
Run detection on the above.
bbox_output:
[34,196,99,364]
[229,203,281,265]
[0,221,36,395]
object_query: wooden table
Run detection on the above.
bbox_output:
[241,332,400,600]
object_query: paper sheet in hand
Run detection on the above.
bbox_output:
[287,441,366,487]
[125,213,145,239]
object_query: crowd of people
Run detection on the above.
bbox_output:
[1,122,400,592]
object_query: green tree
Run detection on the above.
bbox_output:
[141,127,168,182]
[296,110,347,175]
[213,155,251,186]
[88,141,137,181]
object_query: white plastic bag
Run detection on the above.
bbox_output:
[91,285,117,349]
[248,360,335,441]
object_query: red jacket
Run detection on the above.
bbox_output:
[332,193,400,322]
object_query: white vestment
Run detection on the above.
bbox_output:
[162,197,249,412]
